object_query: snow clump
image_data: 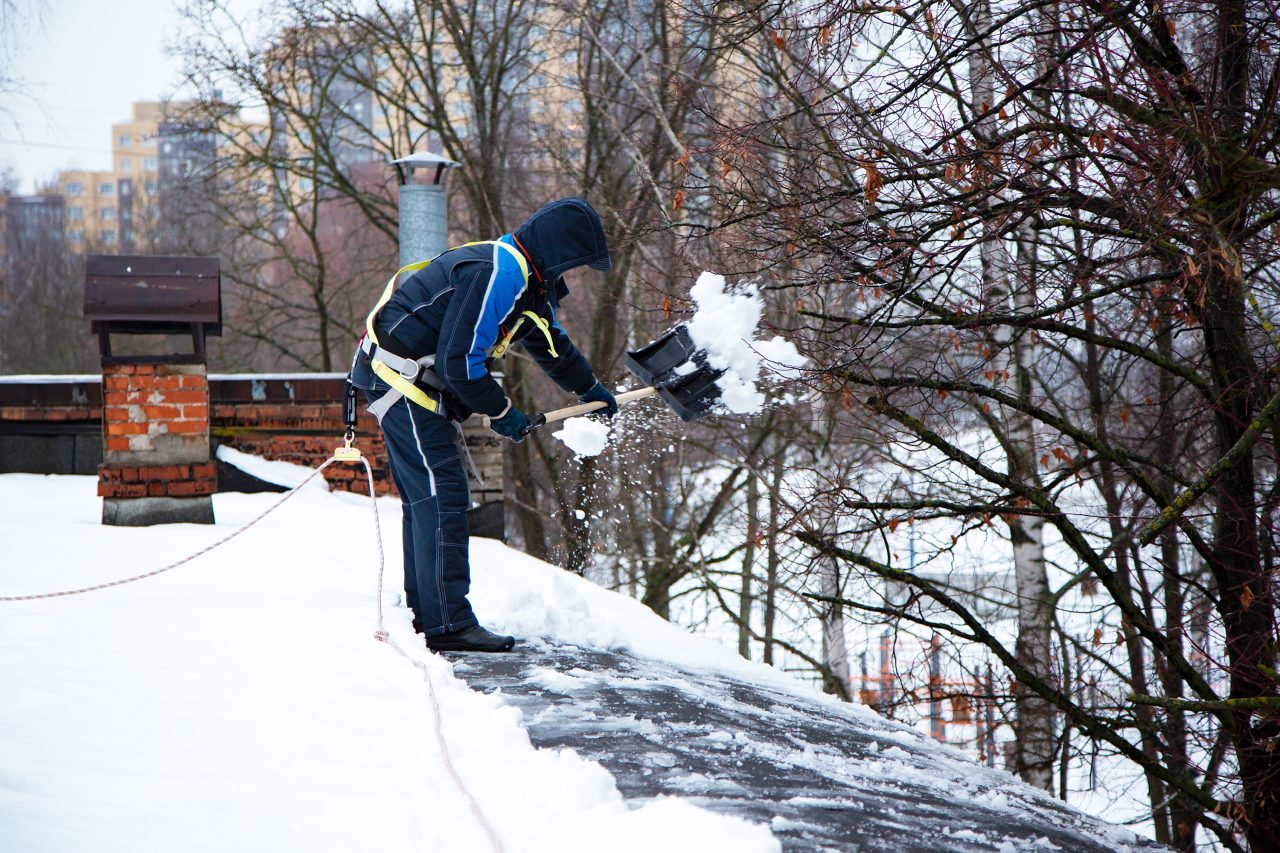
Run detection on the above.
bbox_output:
[215,444,329,491]
[685,271,807,413]
[553,416,611,457]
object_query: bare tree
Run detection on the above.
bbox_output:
[677,1,1280,848]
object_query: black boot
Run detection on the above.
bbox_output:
[427,625,516,653]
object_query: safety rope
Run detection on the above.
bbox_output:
[0,459,338,602]
[0,452,507,853]
[356,455,509,853]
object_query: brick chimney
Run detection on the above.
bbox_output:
[98,363,216,524]
[83,254,222,526]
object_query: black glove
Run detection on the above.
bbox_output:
[578,381,618,418]
[490,402,530,443]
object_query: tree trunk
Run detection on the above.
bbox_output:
[970,0,1056,788]
[1199,264,1279,850]
[819,554,852,700]
[739,468,759,660]
[764,445,783,666]
[504,356,548,560]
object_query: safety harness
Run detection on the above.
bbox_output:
[343,239,559,435]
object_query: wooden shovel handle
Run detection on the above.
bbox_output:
[537,386,657,425]
[480,386,658,431]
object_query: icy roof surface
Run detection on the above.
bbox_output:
[448,642,1166,853]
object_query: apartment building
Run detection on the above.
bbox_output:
[0,194,64,267]
[57,168,122,249]
[54,101,174,253]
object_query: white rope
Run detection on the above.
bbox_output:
[356,455,508,853]
[0,451,507,853]
[0,459,338,601]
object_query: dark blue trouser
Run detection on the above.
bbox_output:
[367,384,477,637]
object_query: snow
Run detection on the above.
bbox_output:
[0,374,100,383]
[684,272,807,414]
[552,417,611,457]
[0,373,350,383]
[0,473,779,853]
[216,444,330,491]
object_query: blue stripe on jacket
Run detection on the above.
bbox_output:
[437,236,529,416]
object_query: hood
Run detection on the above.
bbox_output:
[512,197,612,287]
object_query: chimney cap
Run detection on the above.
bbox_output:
[390,151,459,185]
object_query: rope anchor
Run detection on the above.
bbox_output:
[335,429,363,463]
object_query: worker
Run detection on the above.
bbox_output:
[348,197,618,652]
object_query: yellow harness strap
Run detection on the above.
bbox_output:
[364,241,530,414]
[489,310,559,360]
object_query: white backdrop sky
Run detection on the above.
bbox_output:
[1,0,258,194]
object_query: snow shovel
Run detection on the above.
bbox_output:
[515,324,724,433]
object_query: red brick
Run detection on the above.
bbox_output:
[105,436,132,452]
[104,376,129,391]
[165,420,206,434]
[106,421,147,436]
[180,375,208,389]
[161,390,208,405]
[143,405,183,420]
[105,405,132,423]
[181,404,209,421]
[130,364,155,375]
[148,482,166,497]
[191,463,216,479]
[166,481,198,497]
[152,375,184,390]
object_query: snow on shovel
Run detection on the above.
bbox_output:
[517,272,806,435]
[509,323,719,440]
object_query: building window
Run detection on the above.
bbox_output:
[163,141,173,153]
[118,135,132,148]
[119,179,132,196]
[119,158,132,171]
[67,207,83,220]
[68,230,83,242]
[101,230,116,243]
[100,207,115,221]
[65,182,83,196]
[99,182,114,195]
[144,157,158,170]
[144,180,158,193]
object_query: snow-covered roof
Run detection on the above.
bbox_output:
[0,471,1164,852]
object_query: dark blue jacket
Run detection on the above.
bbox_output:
[353,197,611,418]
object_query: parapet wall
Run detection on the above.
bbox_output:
[0,374,504,512]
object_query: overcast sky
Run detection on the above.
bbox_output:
[0,0,257,194]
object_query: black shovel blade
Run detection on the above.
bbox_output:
[625,324,723,423]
